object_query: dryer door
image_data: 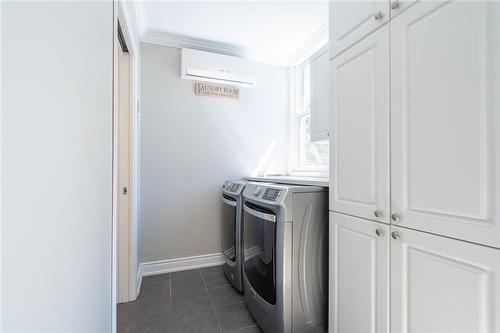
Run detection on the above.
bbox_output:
[222,195,237,262]
[243,202,277,305]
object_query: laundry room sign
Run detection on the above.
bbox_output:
[194,82,240,99]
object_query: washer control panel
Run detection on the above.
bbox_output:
[262,188,282,202]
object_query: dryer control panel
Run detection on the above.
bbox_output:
[223,180,245,195]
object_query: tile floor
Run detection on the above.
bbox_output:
[118,265,262,333]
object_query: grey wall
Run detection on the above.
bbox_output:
[140,43,288,262]
[2,2,113,331]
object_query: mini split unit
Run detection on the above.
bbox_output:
[181,48,259,88]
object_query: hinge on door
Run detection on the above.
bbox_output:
[123,187,128,195]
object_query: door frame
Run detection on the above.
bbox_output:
[113,0,139,323]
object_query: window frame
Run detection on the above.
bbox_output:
[288,58,329,177]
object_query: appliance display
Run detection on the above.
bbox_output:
[262,188,281,201]
[221,180,247,292]
[242,183,328,333]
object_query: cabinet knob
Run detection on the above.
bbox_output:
[391,231,401,240]
[374,11,384,20]
[391,213,401,223]
[391,0,400,10]
[374,209,382,218]
[375,228,384,237]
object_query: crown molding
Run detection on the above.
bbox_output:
[141,30,248,58]
[130,1,327,66]
[287,23,329,67]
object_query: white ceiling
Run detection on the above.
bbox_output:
[139,1,329,66]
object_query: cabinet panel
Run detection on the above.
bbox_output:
[329,212,390,333]
[330,25,390,223]
[329,0,389,58]
[310,46,329,142]
[391,1,500,248]
[391,226,500,333]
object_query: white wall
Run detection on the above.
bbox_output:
[1,2,113,331]
[140,43,288,263]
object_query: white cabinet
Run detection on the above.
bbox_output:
[329,0,389,58]
[310,46,329,142]
[330,24,390,224]
[329,1,500,332]
[391,1,500,248]
[391,226,500,332]
[330,214,500,333]
[329,212,389,333]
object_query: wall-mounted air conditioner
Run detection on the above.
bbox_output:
[181,48,259,88]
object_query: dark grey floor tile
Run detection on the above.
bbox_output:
[171,268,201,280]
[117,320,133,333]
[208,285,244,307]
[117,302,132,323]
[200,264,224,275]
[128,296,170,323]
[142,273,170,285]
[120,318,172,333]
[203,270,231,289]
[137,280,170,301]
[166,289,212,316]
[227,325,262,333]
[121,268,256,333]
[215,303,256,331]
[165,308,221,333]
[171,275,205,295]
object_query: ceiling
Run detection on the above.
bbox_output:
[138,1,329,66]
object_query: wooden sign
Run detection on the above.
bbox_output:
[194,82,240,99]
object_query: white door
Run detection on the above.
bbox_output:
[117,48,132,303]
[391,226,500,332]
[329,212,390,333]
[329,0,389,58]
[391,1,500,248]
[330,24,390,224]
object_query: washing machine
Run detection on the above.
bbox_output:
[242,183,328,333]
[221,180,247,292]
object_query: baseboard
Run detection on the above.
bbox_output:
[139,253,225,278]
[136,266,142,299]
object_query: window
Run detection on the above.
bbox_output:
[289,59,329,175]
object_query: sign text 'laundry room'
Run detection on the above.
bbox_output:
[194,82,240,99]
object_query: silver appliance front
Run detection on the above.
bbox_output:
[221,195,237,263]
[242,183,328,333]
[221,180,246,293]
[242,203,276,304]
[242,202,287,333]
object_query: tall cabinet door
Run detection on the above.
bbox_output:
[329,212,390,333]
[329,0,389,58]
[391,1,500,248]
[391,226,500,332]
[330,25,390,224]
